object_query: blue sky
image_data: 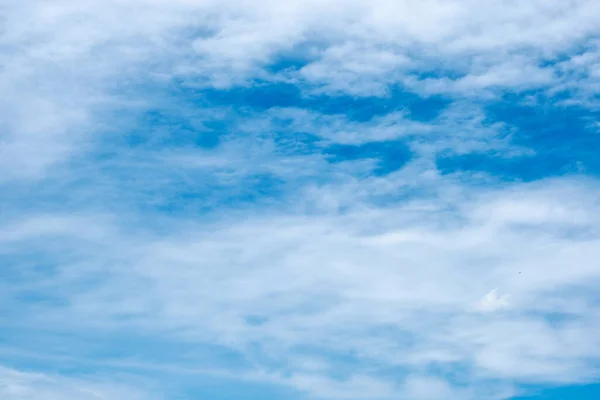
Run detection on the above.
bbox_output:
[2,1,600,399]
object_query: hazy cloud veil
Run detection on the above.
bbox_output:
[2,1,600,399]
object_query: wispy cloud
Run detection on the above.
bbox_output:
[0,365,157,400]
[2,1,600,399]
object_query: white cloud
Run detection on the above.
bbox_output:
[2,1,600,399]
[0,366,158,400]
[283,373,397,400]
[403,375,457,400]
[3,177,600,398]
[474,289,510,313]
[1,0,598,182]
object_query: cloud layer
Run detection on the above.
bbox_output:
[2,1,600,399]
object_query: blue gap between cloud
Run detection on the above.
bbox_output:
[437,91,600,181]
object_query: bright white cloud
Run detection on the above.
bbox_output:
[474,289,510,313]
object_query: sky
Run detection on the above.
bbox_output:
[1,0,600,399]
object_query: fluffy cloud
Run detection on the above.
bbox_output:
[2,0,599,177]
